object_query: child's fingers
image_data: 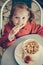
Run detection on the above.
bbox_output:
[8,23,26,41]
[19,23,26,29]
[8,33,15,41]
[8,26,20,41]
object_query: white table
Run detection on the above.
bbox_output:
[1,34,43,65]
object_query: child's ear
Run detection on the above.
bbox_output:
[27,8,35,22]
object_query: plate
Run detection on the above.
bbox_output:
[1,34,43,65]
[14,38,43,65]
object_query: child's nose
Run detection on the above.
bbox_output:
[19,18,22,22]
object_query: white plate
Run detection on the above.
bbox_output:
[1,34,43,65]
[14,39,43,65]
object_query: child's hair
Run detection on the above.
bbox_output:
[9,2,35,22]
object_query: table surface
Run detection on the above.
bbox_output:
[1,34,43,65]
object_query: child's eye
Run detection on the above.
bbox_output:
[15,17,19,19]
[22,17,25,19]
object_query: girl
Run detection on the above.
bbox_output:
[0,2,43,48]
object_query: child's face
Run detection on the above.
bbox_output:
[11,8,29,26]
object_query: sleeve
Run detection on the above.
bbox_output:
[0,25,16,48]
[31,23,43,37]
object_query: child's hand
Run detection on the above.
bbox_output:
[18,21,26,29]
[8,23,26,41]
[19,23,26,29]
[8,25,20,41]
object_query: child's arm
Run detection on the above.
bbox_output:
[0,25,16,48]
[31,22,43,37]
[3,23,25,47]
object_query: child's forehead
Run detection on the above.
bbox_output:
[14,7,29,15]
